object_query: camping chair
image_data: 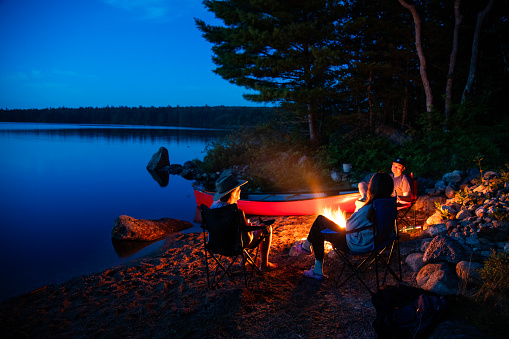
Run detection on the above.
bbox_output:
[331,197,402,295]
[200,203,271,289]
[397,173,418,229]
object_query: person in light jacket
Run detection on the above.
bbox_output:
[296,172,394,279]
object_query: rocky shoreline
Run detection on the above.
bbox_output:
[406,169,509,295]
[2,151,507,337]
[147,146,509,298]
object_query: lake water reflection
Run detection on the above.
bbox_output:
[0,123,225,301]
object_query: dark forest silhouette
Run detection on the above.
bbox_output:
[0,105,273,128]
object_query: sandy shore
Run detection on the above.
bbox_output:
[0,215,418,338]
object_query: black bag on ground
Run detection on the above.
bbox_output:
[372,284,448,339]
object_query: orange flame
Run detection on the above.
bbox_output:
[322,206,347,228]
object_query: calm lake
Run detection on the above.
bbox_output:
[0,122,226,302]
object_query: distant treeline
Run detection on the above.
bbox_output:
[0,106,274,128]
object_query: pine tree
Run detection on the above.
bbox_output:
[196,0,349,143]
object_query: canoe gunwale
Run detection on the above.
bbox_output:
[193,186,360,216]
[192,185,358,203]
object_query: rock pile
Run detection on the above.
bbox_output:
[146,147,220,188]
[403,169,509,295]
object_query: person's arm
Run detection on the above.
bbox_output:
[397,175,412,202]
[345,205,373,234]
[238,209,250,227]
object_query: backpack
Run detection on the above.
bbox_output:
[372,284,448,339]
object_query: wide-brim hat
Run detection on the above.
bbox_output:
[393,157,407,168]
[213,174,248,201]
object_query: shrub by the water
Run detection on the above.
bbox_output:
[473,252,509,328]
[200,125,338,192]
[478,252,509,301]
[199,115,509,191]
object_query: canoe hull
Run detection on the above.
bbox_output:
[193,189,360,216]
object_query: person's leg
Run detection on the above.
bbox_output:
[304,215,344,277]
[306,215,341,261]
[252,227,277,271]
[259,227,277,271]
[324,230,349,252]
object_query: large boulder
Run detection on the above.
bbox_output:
[420,238,433,252]
[426,223,448,237]
[416,196,446,215]
[423,235,472,264]
[146,147,170,171]
[456,261,484,286]
[111,215,192,241]
[416,262,458,295]
[442,170,463,186]
[455,209,472,220]
[425,212,444,226]
[405,252,425,272]
[445,185,456,199]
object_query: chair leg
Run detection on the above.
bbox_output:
[341,243,402,293]
[334,249,375,294]
[397,208,411,228]
[244,246,266,287]
[203,231,236,289]
[241,252,248,288]
[207,248,265,289]
[209,254,239,288]
[397,238,402,280]
[399,204,420,229]
[203,231,212,289]
[243,250,256,288]
[376,245,402,285]
[204,247,211,289]
[375,252,379,291]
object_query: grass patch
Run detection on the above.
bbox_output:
[449,294,508,338]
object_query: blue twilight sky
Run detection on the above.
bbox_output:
[0,0,260,109]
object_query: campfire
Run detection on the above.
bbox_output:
[322,206,347,228]
[319,206,349,253]
[295,206,348,255]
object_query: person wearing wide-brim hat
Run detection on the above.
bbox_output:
[210,174,278,272]
[212,174,248,201]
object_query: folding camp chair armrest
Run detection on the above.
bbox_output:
[397,195,413,203]
[397,201,413,207]
[258,217,275,226]
[240,225,269,232]
[345,224,374,234]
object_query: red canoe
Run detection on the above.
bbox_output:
[193,185,361,216]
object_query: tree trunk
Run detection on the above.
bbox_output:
[367,69,374,132]
[444,0,463,131]
[307,104,320,144]
[462,0,496,103]
[398,0,433,114]
[402,84,408,127]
